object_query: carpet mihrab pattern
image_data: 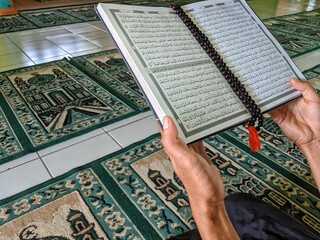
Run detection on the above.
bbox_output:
[71,50,149,111]
[0,59,137,164]
[19,9,84,28]
[262,10,320,58]
[0,15,37,34]
[0,131,319,239]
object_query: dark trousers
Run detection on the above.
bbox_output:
[170,193,320,240]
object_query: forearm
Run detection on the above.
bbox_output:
[299,141,320,191]
[190,200,239,240]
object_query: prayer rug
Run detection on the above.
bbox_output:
[19,9,83,28]
[0,15,37,34]
[59,5,100,22]
[267,29,320,57]
[71,50,149,111]
[1,133,319,239]
[303,64,320,80]
[0,59,137,164]
[204,120,320,234]
[303,64,320,94]
[0,107,25,161]
[263,19,320,41]
[262,10,320,58]
[269,9,320,29]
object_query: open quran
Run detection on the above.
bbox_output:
[96,0,304,143]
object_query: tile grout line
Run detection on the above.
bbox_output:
[0,157,39,174]
[37,152,54,179]
[106,132,124,149]
[101,113,153,134]
[38,131,107,158]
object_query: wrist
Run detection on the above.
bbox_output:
[190,199,239,240]
[298,140,320,190]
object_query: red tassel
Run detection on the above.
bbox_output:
[247,123,261,152]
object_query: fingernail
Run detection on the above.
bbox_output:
[163,116,169,130]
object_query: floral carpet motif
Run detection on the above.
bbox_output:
[0,59,137,164]
[204,120,320,234]
[1,133,319,239]
[0,107,24,161]
[71,50,149,111]
[0,168,145,239]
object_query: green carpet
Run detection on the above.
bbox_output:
[59,5,99,21]
[19,9,84,28]
[303,64,320,94]
[0,59,137,164]
[71,50,149,111]
[262,10,320,58]
[1,128,319,239]
[269,9,320,29]
[0,15,37,34]
[303,64,320,80]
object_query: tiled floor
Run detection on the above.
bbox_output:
[0,0,320,200]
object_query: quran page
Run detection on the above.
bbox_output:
[185,0,304,112]
[96,0,304,143]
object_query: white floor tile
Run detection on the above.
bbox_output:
[90,37,116,49]
[62,22,92,30]
[0,52,32,68]
[70,48,104,57]
[0,159,51,200]
[293,51,320,72]
[57,40,100,53]
[0,152,39,173]
[0,43,21,56]
[65,25,99,34]
[0,61,35,73]
[16,39,58,51]
[78,30,108,40]
[108,115,159,148]
[102,111,153,132]
[89,21,107,30]
[23,46,69,61]
[42,133,121,177]
[6,31,46,44]
[34,55,72,64]
[38,28,72,37]
[38,128,105,157]
[46,34,87,44]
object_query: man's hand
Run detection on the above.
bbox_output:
[161,116,239,240]
[269,78,320,147]
[269,78,320,190]
[161,116,225,204]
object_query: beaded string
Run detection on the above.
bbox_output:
[170,4,263,151]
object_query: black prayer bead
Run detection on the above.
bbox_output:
[172,6,264,130]
[171,4,181,10]
[178,11,186,17]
